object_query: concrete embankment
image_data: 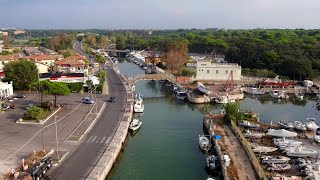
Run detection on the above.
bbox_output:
[86,65,134,180]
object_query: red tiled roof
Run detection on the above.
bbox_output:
[55,58,85,67]
[0,55,15,61]
[24,55,56,61]
[64,55,86,61]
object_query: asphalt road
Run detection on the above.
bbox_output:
[74,41,96,63]
[49,65,126,179]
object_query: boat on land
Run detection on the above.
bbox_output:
[253,146,278,153]
[305,118,319,131]
[246,87,265,95]
[273,138,302,147]
[277,120,294,129]
[134,102,144,113]
[215,96,228,104]
[267,129,297,138]
[267,163,291,172]
[293,121,307,131]
[284,146,319,158]
[197,82,211,95]
[239,121,259,128]
[258,75,296,87]
[261,155,291,164]
[314,128,320,143]
[243,130,264,139]
[129,119,142,131]
[296,158,320,168]
[199,135,210,151]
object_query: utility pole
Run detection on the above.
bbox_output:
[55,116,59,160]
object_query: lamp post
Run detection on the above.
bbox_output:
[42,123,44,151]
[55,116,59,160]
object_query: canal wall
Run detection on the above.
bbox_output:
[86,63,134,180]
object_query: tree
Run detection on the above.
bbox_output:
[4,59,38,90]
[87,34,96,47]
[29,80,52,103]
[99,35,109,49]
[23,106,45,121]
[223,102,240,123]
[42,80,70,107]
[0,35,10,47]
[116,35,127,50]
[161,41,189,73]
[96,54,106,72]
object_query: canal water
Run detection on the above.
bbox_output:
[107,59,320,180]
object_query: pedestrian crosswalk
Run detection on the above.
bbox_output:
[86,135,111,144]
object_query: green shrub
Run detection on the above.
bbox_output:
[66,82,84,93]
[23,106,46,121]
[40,101,54,111]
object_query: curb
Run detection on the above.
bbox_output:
[15,107,61,125]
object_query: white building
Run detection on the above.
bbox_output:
[0,81,13,98]
[190,60,242,81]
[0,40,3,53]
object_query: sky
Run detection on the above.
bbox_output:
[0,0,320,29]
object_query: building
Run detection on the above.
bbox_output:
[0,40,3,53]
[24,55,57,66]
[0,55,15,72]
[0,31,8,36]
[190,60,242,81]
[54,58,87,75]
[40,73,86,83]
[0,81,13,98]
[35,62,49,74]
[39,47,58,55]
[13,30,26,35]
[23,47,43,56]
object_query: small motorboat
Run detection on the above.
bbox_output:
[296,158,320,168]
[206,154,219,172]
[261,155,291,164]
[273,138,303,147]
[239,121,259,128]
[270,90,281,99]
[253,146,278,153]
[305,118,319,131]
[295,92,304,100]
[271,175,302,180]
[176,91,187,100]
[134,102,144,113]
[243,130,264,139]
[285,146,319,158]
[267,163,291,172]
[129,119,142,131]
[199,135,210,151]
[293,121,307,131]
[246,87,265,95]
[215,96,228,104]
[277,120,294,129]
[314,128,320,143]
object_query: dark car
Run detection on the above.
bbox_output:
[13,94,26,98]
[41,157,53,169]
[108,97,116,102]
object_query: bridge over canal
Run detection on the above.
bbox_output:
[126,73,177,85]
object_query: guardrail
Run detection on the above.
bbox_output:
[229,121,267,180]
[127,73,177,85]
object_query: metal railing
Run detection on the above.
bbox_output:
[127,73,177,85]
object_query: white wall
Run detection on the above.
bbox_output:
[195,61,241,81]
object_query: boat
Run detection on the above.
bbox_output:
[258,76,297,87]
[172,84,179,92]
[246,87,265,95]
[239,121,259,128]
[314,128,320,143]
[206,177,216,180]
[267,163,291,172]
[197,82,211,95]
[267,129,297,138]
[305,118,319,131]
[277,120,294,129]
[293,121,307,131]
[134,102,144,113]
[271,175,302,180]
[243,130,264,139]
[295,92,304,100]
[273,138,302,147]
[199,135,210,151]
[134,93,143,103]
[269,90,281,99]
[129,119,142,131]
[296,158,320,168]
[305,164,320,180]
[253,146,278,153]
[215,96,228,104]
[176,91,187,100]
[261,155,290,164]
[284,146,319,158]
[206,154,219,172]
[279,91,289,99]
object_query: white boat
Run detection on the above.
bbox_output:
[253,146,278,153]
[206,154,219,171]
[295,92,304,100]
[267,163,291,172]
[197,82,211,95]
[285,146,319,158]
[261,155,290,164]
[270,90,281,98]
[314,128,320,143]
[176,91,187,100]
[134,93,143,103]
[215,96,228,104]
[246,87,265,95]
[305,164,320,180]
[244,130,264,139]
[293,121,307,131]
[239,121,259,128]
[277,120,294,129]
[129,119,142,131]
[172,84,179,92]
[271,175,302,180]
[306,118,319,131]
[199,135,210,151]
[296,158,320,168]
[134,102,144,113]
[273,138,302,147]
[279,91,289,99]
[267,129,297,138]
[278,143,304,150]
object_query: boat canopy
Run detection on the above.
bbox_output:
[267,129,297,137]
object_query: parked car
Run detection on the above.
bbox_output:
[28,167,43,180]
[108,97,116,102]
[82,97,95,104]
[41,157,53,169]
[13,93,26,98]
[26,103,35,110]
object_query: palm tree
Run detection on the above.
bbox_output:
[223,102,240,123]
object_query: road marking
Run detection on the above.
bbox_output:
[100,136,106,143]
[91,136,97,142]
[95,137,101,143]
[87,136,93,143]
[105,137,111,144]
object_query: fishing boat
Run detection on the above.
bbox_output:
[246,87,265,95]
[243,130,264,138]
[277,120,294,129]
[206,154,219,172]
[239,121,259,128]
[129,119,142,131]
[261,155,291,164]
[134,102,144,113]
[253,146,278,153]
[197,82,211,95]
[176,91,187,100]
[267,163,291,172]
[199,135,210,151]
[285,146,319,158]
[293,121,307,131]
[305,118,319,131]
[215,96,228,104]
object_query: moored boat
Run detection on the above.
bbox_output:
[295,92,304,100]
[197,82,211,95]
[206,154,219,172]
[270,90,281,99]
[246,87,265,95]
[134,102,144,113]
[277,120,294,129]
[129,119,142,131]
[199,135,210,151]
[239,121,259,128]
[176,91,187,100]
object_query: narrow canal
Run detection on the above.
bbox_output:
[107,59,320,180]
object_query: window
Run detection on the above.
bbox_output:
[199,69,201,71]
[207,70,209,74]
[216,70,219,74]
[225,70,228,74]
[2,62,4,65]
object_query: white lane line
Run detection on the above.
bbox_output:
[91,136,97,143]
[95,136,101,143]
[105,137,111,144]
[100,136,106,143]
[86,136,93,143]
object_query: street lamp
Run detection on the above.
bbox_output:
[55,116,59,160]
[92,78,100,114]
